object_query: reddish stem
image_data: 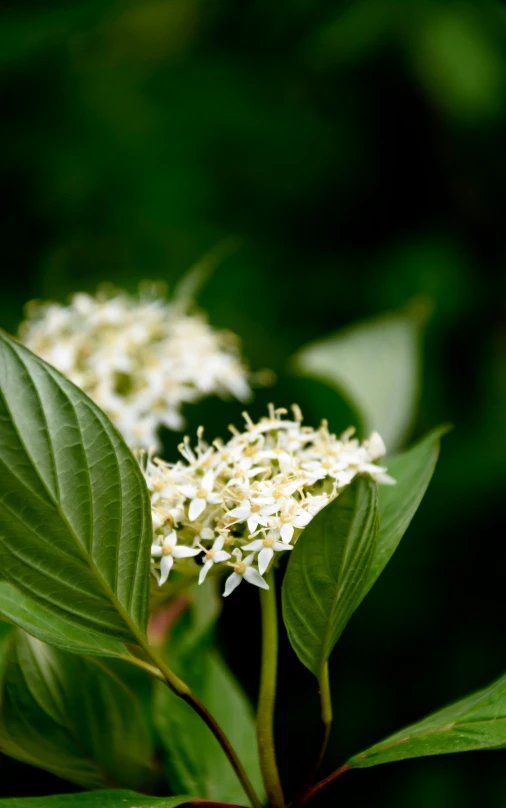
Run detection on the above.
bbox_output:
[191,801,247,808]
[299,763,350,806]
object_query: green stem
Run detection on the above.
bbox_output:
[118,653,166,683]
[125,635,263,808]
[258,569,285,808]
[317,661,332,766]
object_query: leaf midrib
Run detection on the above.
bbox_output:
[0,337,145,645]
[353,715,506,765]
[319,483,375,675]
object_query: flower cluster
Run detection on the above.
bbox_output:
[141,405,395,597]
[19,286,252,449]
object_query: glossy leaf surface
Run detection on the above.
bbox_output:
[282,477,378,677]
[349,671,506,767]
[293,307,423,449]
[0,332,152,652]
[361,426,449,601]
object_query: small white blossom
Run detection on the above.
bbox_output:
[151,531,200,585]
[198,535,231,584]
[223,549,270,597]
[179,470,220,521]
[140,405,396,597]
[19,286,254,450]
[242,536,293,575]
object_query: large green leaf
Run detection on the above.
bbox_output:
[281,477,379,677]
[348,671,506,768]
[154,586,264,805]
[361,426,449,601]
[0,583,126,657]
[0,793,190,807]
[292,307,424,450]
[0,332,152,654]
[0,630,153,790]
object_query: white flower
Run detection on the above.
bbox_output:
[19,286,254,450]
[198,535,231,584]
[242,536,293,575]
[364,431,387,460]
[151,531,200,585]
[178,470,220,521]
[223,549,269,597]
[226,499,279,535]
[276,507,313,544]
[141,405,395,595]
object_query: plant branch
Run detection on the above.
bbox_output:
[257,568,285,808]
[299,763,350,806]
[118,653,166,683]
[126,633,263,808]
[191,801,247,808]
[317,661,332,768]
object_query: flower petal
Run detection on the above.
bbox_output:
[247,515,259,534]
[213,534,225,551]
[280,524,294,544]
[258,546,273,575]
[178,485,197,499]
[164,530,178,547]
[227,505,250,520]
[367,431,386,460]
[223,572,243,597]
[151,544,163,557]
[375,471,396,485]
[213,550,231,563]
[189,497,207,521]
[159,554,174,585]
[242,539,264,552]
[243,567,269,590]
[199,559,213,584]
[273,541,293,552]
[201,470,215,491]
[172,546,200,558]
[293,511,312,529]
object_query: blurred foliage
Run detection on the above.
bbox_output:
[1,0,506,805]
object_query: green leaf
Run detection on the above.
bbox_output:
[0,630,153,790]
[361,426,449,601]
[349,670,506,768]
[154,594,264,805]
[0,331,152,654]
[0,792,190,807]
[292,305,426,450]
[0,583,126,657]
[281,477,379,677]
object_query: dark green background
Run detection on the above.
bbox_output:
[1,0,506,805]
